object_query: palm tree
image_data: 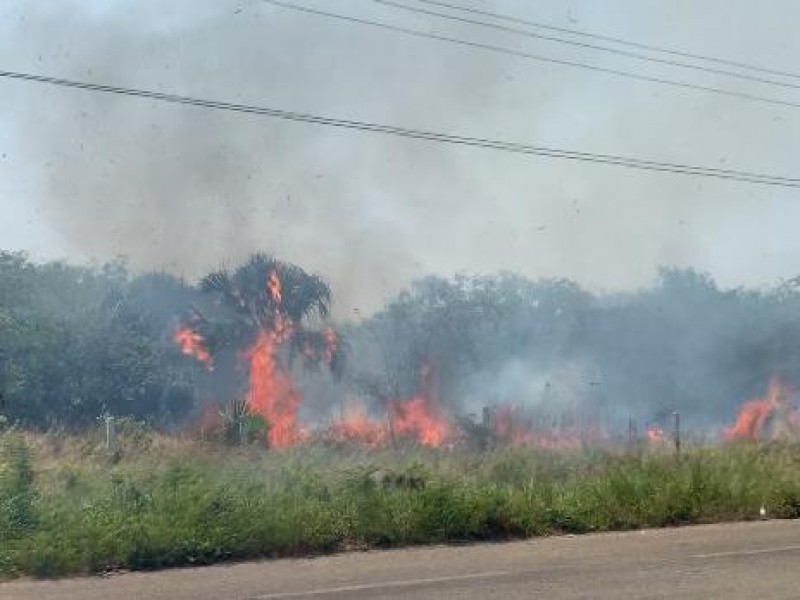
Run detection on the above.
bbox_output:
[186,254,344,444]
[199,254,342,368]
[201,254,330,329]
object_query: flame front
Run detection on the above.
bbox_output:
[245,329,303,448]
[391,395,450,447]
[328,402,388,448]
[173,326,213,370]
[243,270,303,448]
[725,378,800,442]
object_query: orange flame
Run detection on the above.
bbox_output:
[173,326,213,370]
[327,402,388,448]
[391,395,450,447]
[267,271,282,305]
[243,270,306,448]
[245,329,303,448]
[725,399,775,442]
[326,392,451,448]
[725,378,799,442]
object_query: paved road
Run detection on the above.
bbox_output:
[3,520,800,599]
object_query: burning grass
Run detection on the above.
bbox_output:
[2,428,800,579]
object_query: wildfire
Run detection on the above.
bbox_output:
[391,395,451,447]
[327,402,388,448]
[173,326,213,370]
[243,270,306,448]
[177,265,664,451]
[725,378,800,442]
[245,329,304,448]
[322,369,455,449]
[325,394,451,448]
[173,269,312,448]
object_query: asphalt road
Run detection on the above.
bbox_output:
[3,520,800,599]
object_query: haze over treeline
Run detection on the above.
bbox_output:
[3,0,800,316]
[1,249,797,436]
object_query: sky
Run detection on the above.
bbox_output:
[1,0,799,316]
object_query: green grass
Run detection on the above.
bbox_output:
[2,428,800,579]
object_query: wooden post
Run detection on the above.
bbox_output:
[673,411,681,456]
[238,417,246,445]
[105,415,115,452]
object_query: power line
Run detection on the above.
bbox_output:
[262,0,800,111]
[414,0,800,81]
[374,0,800,91]
[1,69,798,188]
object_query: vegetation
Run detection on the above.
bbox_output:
[4,249,800,434]
[4,250,800,578]
[2,428,800,579]
[197,253,344,375]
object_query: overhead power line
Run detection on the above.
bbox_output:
[414,0,800,81]
[374,0,800,91]
[1,69,798,188]
[262,0,800,111]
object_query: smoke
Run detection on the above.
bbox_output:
[460,358,591,416]
[3,0,799,319]
[1,0,510,315]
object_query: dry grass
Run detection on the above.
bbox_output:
[2,426,800,579]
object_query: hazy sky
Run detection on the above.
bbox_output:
[1,0,799,315]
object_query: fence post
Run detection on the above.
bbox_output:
[105,415,115,452]
[628,414,637,448]
[673,411,681,456]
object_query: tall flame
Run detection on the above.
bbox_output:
[243,270,302,448]
[245,329,303,448]
[725,378,799,442]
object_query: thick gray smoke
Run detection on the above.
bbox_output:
[2,0,799,318]
[344,269,800,439]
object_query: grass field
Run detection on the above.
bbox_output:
[2,425,800,579]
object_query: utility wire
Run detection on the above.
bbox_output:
[375,0,800,91]
[262,0,800,111]
[414,0,800,81]
[1,69,798,188]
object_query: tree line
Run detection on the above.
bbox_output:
[2,249,799,432]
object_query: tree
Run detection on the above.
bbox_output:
[182,254,345,445]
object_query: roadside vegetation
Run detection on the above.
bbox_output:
[2,427,799,579]
[4,251,800,579]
